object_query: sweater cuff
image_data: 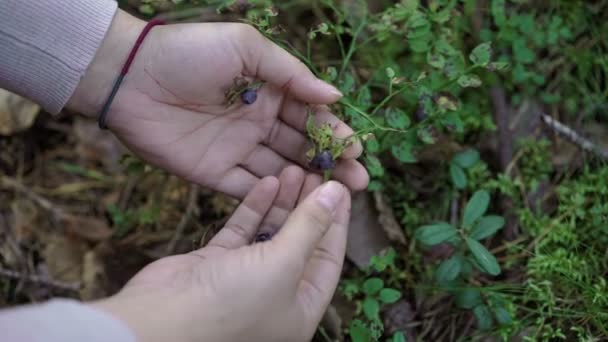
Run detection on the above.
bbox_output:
[0,0,118,114]
[0,299,136,342]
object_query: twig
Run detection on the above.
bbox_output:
[541,113,608,160]
[0,176,64,217]
[166,185,199,255]
[0,267,80,292]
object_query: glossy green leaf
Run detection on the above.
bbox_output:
[455,288,482,309]
[466,238,501,275]
[463,190,490,226]
[379,288,402,304]
[473,305,494,331]
[470,42,492,66]
[363,297,380,320]
[392,331,407,342]
[450,163,467,189]
[415,223,458,246]
[470,215,505,240]
[436,255,464,284]
[494,307,513,325]
[453,149,480,168]
[349,319,372,342]
[362,277,384,295]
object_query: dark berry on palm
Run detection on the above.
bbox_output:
[241,89,258,105]
[309,150,336,170]
[254,232,272,243]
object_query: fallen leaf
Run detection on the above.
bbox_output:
[42,234,86,285]
[10,198,39,242]
[0,89,39,135]
[80,249,107,301]
[383,299,417,340]
[73,118,125,171]
[373,191,406,245]
[346,192,391,269]
[60,214,113,242]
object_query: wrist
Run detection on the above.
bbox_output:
[66,10,145,118]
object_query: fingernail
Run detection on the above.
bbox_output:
[318,80,343,98]
[316,181,343,212]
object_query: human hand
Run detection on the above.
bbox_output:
[68,10,368,198]
[91,166,351,342]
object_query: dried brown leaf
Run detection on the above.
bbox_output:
[0,89,39,136]
[346,192,391,268]
[80,250,107,301]
[42,234,86,285]
[60,214,113,242]
[373,191,406,245]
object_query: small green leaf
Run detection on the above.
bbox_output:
[470,216,505,240]
[349,319,372,342]
[512,39,535,64]
[452,149,480,168]
[427,52,446,69]
[469,42,492,67]
[392,141,417,163]
[357,87,372,109]
[363,297,380,320]
[454,288,482,309]
[392,331,407,342]
[488,61,509,71]
[494,307,513,325]
[450,163,467,189]
[386,67,396,79]
[385,108,411,129]
[457,74,482,88]
[379,288,402,304]
[365,155,384,178]
[436,255,463,284]
[362,278,384,295]
[463,190,490,226]
[466,238,501,275]
[473,305,494,331]
[415,223,458,246]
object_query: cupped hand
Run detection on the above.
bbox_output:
[68,10,368,198]
[92,166,351,342]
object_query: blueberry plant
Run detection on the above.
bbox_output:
[132,0,608,340]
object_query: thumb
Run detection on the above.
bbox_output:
[273,181,346,268]
[245,28,342,104]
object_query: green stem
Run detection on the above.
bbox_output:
[338,18,367,80]
[370,83,412,116]
[339,99,405,134]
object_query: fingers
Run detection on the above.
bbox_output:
[240,26,342,105]
[215,167,260,199]
[205,176,279,250]
[272,181,348,274]
[298,190,351,317]
[256,166,306,237]
[264,120,369,191]
[331,159,369,191]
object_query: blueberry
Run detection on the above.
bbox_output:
[309,150,336,171]
[241,89,258,105]
[254,232,272,243]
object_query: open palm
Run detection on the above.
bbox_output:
[106,22,368,198]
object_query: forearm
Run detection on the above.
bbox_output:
[0,0,118,114]
[0,299,136,342]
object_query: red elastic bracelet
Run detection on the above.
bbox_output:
[98,19,166,130]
